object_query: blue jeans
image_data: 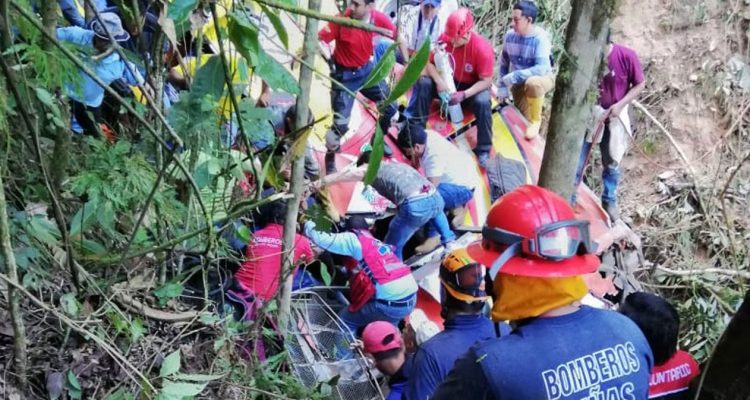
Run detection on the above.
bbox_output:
[407,76,493,154]
[384,192,455,259]
[338,294,416,337]
[574,125,620,204]
[424,183,473,238]
[373,37,406,65]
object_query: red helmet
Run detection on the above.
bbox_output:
[467,185,600,278]
[444,8,474,40]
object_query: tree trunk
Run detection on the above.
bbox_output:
[278,0,320,330]
[0,165,28,391]
[537,0,616,200]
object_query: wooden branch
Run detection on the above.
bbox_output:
[632,100,697,178]
[114,290,207,322]
[253,0,392,36]
[0,51,81,292]
[656,265,750,280]
[0,164,28,390]
[0,272,156,392]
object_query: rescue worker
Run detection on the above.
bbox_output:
[405,249,509,400]
[361,321,412,400]
[408,7,495,166]
[234,200,314,304]
[57,12,144,137]
[575,34,646,221]
[318,0,399,174]
[397,122,478,253]
[431,185,653,399]
[497,1,555,140]
[303,216,417,336]
[317,147,455,260]
[619,292,700,399]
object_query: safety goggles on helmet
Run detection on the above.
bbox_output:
[483,219,594,261]
[440,262,486,297]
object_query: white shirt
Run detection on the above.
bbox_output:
[407,9,442,52]
[422,130,479,189]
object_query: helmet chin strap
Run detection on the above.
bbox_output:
[488,242,522,280]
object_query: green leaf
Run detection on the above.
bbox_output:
[213,336,226,352]
[105,388,135,400]
[385,39,431,104]
[160,350,182,378]
[227,14,299,95]
[27,217,60,246]
[167,0,199,25]
[70,200,99,237]
[67,370,82,391]
[363,125,384,185]
[254,51,300,95]
[96,202,116,236]
[193,162,212,189]
[235,225,251,243]
[78,239,107,256]
[361,42,396,90]
[35,87,56,108]
[130,318,145,343]
[60,293,80,317]
[192,56,226,101]
[319,263,332,286]
[160,380,208,397]
[154,282,184,306]
[259,4,288,49]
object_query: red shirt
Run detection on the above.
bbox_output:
[318,9,396,68]
[235,224,314,301]
[649,350,700,399]
[431,32,495,85]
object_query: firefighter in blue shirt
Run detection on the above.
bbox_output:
[404,248,509,400]
[431,185,653,400]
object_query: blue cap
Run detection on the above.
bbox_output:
[422,0,442,7]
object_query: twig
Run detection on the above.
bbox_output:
[0,272,156,392]
[656,265,750,280]
[92,192,292,264]
[113,289,207,322]
[0,160,27,390]
[718,150,750,290]
[253,0,392,36]
[632,100,697,177]
[0,53,81,292]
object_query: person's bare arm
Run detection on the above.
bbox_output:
[463,75,493,99]
[609,80,646,117]
[427,62,448,93]
[320,164,367,187]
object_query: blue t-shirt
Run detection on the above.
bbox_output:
[432,306,653,400]
[405,314,506,400]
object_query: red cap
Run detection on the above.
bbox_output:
[362,321,402,354]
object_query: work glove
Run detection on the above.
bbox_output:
[449,91,466,105]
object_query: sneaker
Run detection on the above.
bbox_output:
[414,236,441,254]
[444,240,461,252]
[602,201,620,222]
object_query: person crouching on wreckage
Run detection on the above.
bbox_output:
[431,185,654,399]
[303,215,417,338]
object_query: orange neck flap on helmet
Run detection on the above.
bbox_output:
[491,274,587,322]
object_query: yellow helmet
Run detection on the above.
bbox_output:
[440,248,487,303]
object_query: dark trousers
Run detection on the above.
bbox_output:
[71,100,102,137]
[408,76,493,154]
